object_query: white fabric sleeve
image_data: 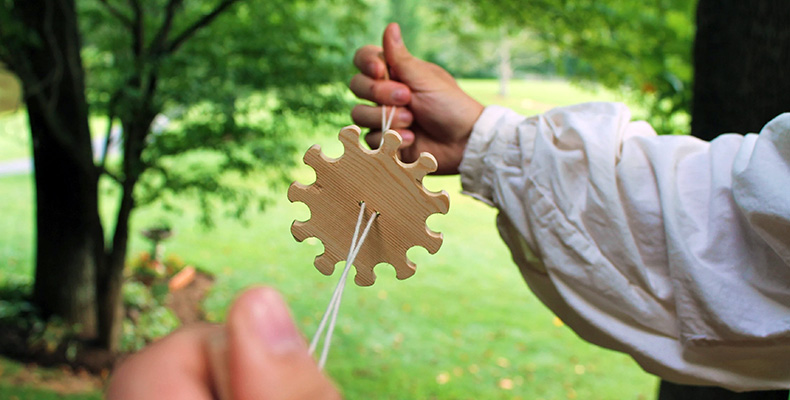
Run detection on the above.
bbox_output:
[459,102,790,391]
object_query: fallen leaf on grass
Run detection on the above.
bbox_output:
[499,378,514,390]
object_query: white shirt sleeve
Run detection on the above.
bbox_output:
[459,102,790,391]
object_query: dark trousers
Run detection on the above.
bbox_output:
[658,381,789,400]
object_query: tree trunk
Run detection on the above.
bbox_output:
[96,168,135,352]
[95,115,152,351]
[14,0,102,337]
[691,0,790,139]
[658,0,790,398]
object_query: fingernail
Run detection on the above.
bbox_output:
[247,288,304,355]
[392,89,408,102]
[398,110,412,123]
[391,24,402,44]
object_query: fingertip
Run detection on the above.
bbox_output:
[367,61,381,79]
[383,23,411,68]
[392,88,410,104]
[397,108,413,126]
[352,45,384,77]
[386,22,402,45]
[228,286,271,322]
[397,129,415,148]
[229,287,304,356]
[365,130,383,149]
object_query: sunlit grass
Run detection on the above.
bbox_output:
[0,78,658,399]
[459,78,625,116]
[0,112,31,162]
[0,173,34,283]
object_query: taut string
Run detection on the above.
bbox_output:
[309,202,378,369]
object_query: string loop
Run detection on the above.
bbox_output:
[382,105,396,133]
[309,202,378,369]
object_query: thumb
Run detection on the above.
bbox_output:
[223,287,340,400]
[382,23,418,82]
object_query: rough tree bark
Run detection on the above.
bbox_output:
[658,0,790,399]
[10,0,103,338]
[691,0,790,139]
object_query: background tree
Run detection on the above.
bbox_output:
[0,0,369,352]
[416,2,549,97]
[1,0,102,340]
[690,0,790,140]
[445,0,696,135]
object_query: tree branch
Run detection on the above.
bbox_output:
[99,111,116,170]
[97,164,123,184]
[128,0,144,57]
[41,0,64,113]
[166,0,240,54]
[150,0,183,54]
[97,0,132,27]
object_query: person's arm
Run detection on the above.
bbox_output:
[351,23,790,391]
[462,102,790,391]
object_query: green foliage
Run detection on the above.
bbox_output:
[0,281,82,361]
[28,317,83,361]
[121,252,193,352]
[435,0,697,134]
[359,0,693,133]
[422,2,548,79]
[0,280,35,329]
[0,251,182,356]
[121,280,180,352]
[74,0,376,224]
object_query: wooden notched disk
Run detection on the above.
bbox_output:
[288,125,450,286]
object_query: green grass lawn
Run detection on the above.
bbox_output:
[0,358,103,400]
[0,111,31,162]
[0,78,657,399]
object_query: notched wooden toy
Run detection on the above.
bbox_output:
[288,125,450,286]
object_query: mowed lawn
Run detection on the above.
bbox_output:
[0,79,657,399]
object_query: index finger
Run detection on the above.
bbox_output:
[353,45,387,79]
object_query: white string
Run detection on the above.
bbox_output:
[309,202,379,369]
[308,202,366,355]
[381,105,396,133]
[309,103,389,368]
